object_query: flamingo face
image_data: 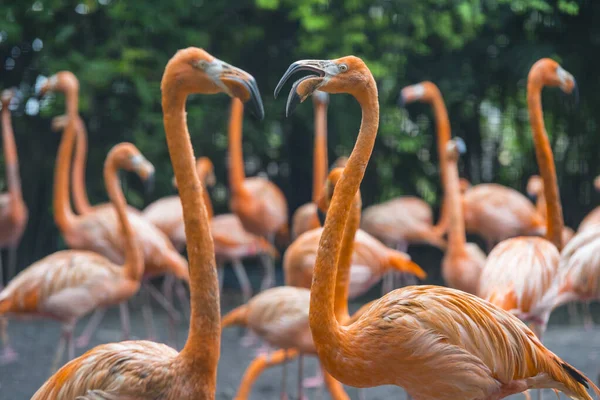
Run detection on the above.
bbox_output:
[163,48,264,119]
[36,71,78,97]
[274,56,370,116]
[109,144,155,187]
[399,83,426,105]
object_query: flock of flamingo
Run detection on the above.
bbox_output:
[0,48,598,400]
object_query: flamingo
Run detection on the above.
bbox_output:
[577,175,600,232]
[361,82,448,291]
[38,72,188,346]
[284,225,423,299]
[0,89,28,288]
[143,157,217,252]
[30,47,262,400]
[0,141,151,370]
[478,58,576,343]
[274,55,599,400]
[527,174,574,245]
[440,138,486,294]
[228,96,288,290]
[227,168,426,400]
[291,90,329,240]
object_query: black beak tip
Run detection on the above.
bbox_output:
[317,207,327,227]
[285,90,301,118]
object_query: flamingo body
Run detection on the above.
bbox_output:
[284,227,421,298]
[142,196,188,252]
[291,203,320,240]
[212,214,276,263]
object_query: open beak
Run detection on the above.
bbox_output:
[218,61,264,120]
[274,60,332,117]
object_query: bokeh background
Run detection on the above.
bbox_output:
[0,0,598,275]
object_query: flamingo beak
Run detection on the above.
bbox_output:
[218,61,264,120]
[274,60,333,117]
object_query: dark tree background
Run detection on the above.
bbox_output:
[0,0,598,270]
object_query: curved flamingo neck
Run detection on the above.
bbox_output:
[104,155,142,282]
[312,101,328,203]
[162,86,219,385]
[427,86,451,232]
[228,98,246,196]
[1,103,24,208]
[445,155,466,255]
[527,74,564,250]
[72,118,92,214]
[333,194,361,323]
[53,115,78,233]
[309,78,379,355]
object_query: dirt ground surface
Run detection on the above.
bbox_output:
[1,278,599,400]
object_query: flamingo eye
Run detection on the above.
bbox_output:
[196,60,209,69]
[339,64,348,72]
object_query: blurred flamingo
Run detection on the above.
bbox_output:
[440,138,486,294]
[0,89,28,289]
[0,142,151,370]
[577,175,600,232]
[228,97,288,290]
[291,90,329,240]
[478,59,576,345]
[527,174,574,245]
[30,47,262,400]
[274,55,599,400]
[143,157,217,252]
[38,72,188,345]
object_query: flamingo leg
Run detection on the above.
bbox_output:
[174,279,190,321]
[583,301,594,331]
[160,277,178,348]
[141,285,157,341]
[119,302,130,341]
[7,246,17,282]
[260,254,275,291]
[233,348,299,400]
[0,249,3,289]
[232,259,253,302]
[0,317,17,365]
[567,302,579,325]
[217,265,224,293]
[381,272,393,295]
[281,349,289,400]
[297,353,309,400]
[144,281,181,322]
[302,362,324,389]
[75,308,106,348]
[51,323,74,373]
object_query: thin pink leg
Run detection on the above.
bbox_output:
[297,353,309,400]
[119,302,130,341]
[141,285,157,341]
[302,363,324,389]
[161,277,178,347]
[174,279,190,321]
[584,301,594,331]
[280,349,289,400]
[51,324,74,373]
[567,302,579,324]
[75,308,106,348]
[233,259,253,303]
[0,317,17,365]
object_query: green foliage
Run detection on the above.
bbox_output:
[0,0,599,262]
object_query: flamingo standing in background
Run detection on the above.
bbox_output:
[577,175,600,232]
[361,82,448,292]
[291,90,329,240]
[0,141,151,370]
[527,175,574,245]
[440,138,486,294]
[0,89,28,288]
[478,59,576,346]
[228,97,288,290]
[275,55,599,400]
[227,168,425,400]
[38,72,188,346]
[30,47,262,400]
[143,157,217,252]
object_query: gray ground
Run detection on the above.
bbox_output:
[1,274,600,400]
